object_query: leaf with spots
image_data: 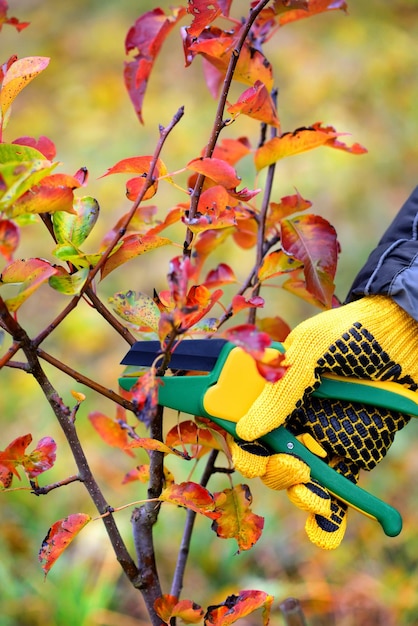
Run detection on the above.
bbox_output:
[205,589,273,625]
[38,513,91,576]
[0,57,50,123]
[211,484,264,551]
[109,290,161,332]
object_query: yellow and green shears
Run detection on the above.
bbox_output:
[119,339,418,539]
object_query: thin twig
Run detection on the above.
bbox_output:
[170,449,219,599]
[37,348,137,411]
[183,0,272,254]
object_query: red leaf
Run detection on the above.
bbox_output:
[212,484,264,551]
[227,80,280,127]
[13,136,56,160]
[222,324,271,361]
[160,482,220,520]
[38,513,91,576]
[281,214,339,307]
[155,595,204,625]
[231,294,264,314]
[0,218,19,261]
[187,0,222,38]
[203,263,237,288]
[205,589,274,626]
[124,8,186,123]
[23,436,57,478]
[0,3,30,32]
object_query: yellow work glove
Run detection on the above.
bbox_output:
[231,295,418,549]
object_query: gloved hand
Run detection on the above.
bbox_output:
[231,294,418,549]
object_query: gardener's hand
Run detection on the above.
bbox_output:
[232,295,418,549]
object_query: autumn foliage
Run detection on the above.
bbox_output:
[0,1,367,624]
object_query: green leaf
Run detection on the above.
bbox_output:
[0,144,57,212]
[48,267,90,295]
[109,290,161,332]
[53,196,100,247]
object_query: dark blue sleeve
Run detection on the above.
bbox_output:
[345,186,418,322]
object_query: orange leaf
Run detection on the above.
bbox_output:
[227,80,280,127]
[38,513,91,576]
[122,464,150,485]
[0,433,32,483]
[267,191,312,225]
[88,411,135,457]
[212,137,251,165]
[205,589,274,626]
[255,123,366,170]
[160,482,220,520]
[280,214,339,307]
[187,157,241,189]
[155,594,204,625]
[165,420,223,459]
[212,484,264,551]
[100,233,172,280]
[278,0,347,26]
[258,249,303,282]
[232,217,258,249]
[125,437,181,457]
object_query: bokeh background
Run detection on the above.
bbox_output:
[1,1,418,624]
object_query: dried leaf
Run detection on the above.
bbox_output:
[38,513,91,576]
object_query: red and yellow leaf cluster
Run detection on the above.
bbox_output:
[0,433,56,488]
[160,482,264,552]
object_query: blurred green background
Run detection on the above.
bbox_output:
[1,1,418,624]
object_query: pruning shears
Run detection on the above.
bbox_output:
[119,339,418,538]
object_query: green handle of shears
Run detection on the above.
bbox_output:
[119,340,413,537]
[211,418,402,537]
